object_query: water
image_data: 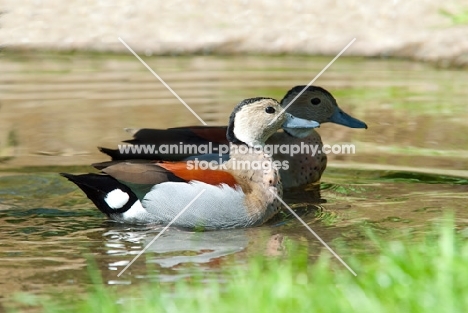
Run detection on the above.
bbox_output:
[0,51,467,300]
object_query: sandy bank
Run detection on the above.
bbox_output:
[1,0,468,67]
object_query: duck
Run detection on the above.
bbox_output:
[61,97,320,229]
[98,85,367,188]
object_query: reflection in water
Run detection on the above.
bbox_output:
[0,53,468,302]
[1,170,467,300]
[103,227,250,266]
[142,229,248,268]
[98,225,288,285]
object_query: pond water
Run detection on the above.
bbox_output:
[0,51,467,301]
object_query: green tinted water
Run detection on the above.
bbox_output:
[0,51,467,301]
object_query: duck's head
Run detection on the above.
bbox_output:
[226,97,320,147]
[280,85,368,137]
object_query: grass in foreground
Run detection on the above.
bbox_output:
[11,218,468,313]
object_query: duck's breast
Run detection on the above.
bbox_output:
[268,132,326,188]
[122,181,260,229]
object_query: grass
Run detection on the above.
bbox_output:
[440,8,468,25]
[8,216,468,313]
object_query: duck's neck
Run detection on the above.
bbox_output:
[234,138,266,148]
[283,127,317,138]
[228,142,266,158]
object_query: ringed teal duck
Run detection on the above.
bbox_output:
[61,97,320,229]
[99,85,367,188]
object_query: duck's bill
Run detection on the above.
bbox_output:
[329,107,368,129]
[282,113,320,129]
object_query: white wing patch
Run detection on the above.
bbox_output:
[104,188,130,209]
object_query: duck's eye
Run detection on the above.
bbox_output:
[311,98,321,105]
[265,106,276,114]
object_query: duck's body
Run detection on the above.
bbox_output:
[99,86,367,188]
[266,131,326,188]
[63,98,319,228]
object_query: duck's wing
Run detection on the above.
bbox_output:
[92,160,238,188]
[125,126,229,145]
[98,126,229,161]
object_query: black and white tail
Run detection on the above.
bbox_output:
[60,173,139,216]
